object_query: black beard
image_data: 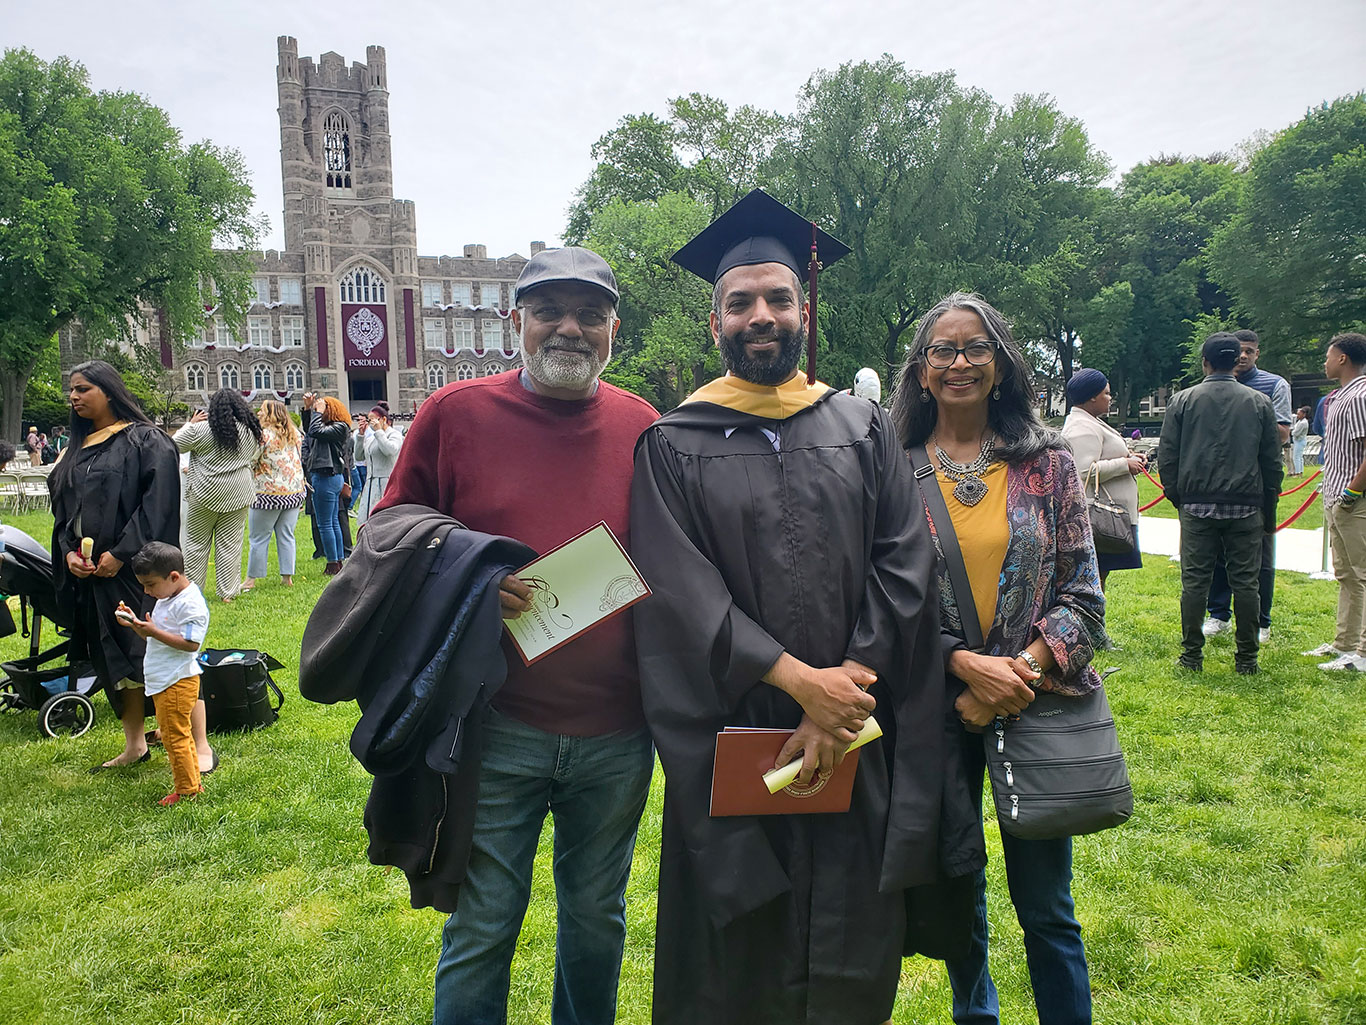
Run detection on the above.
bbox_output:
[719,323,807,386]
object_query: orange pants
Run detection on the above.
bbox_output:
[151,676,201,796]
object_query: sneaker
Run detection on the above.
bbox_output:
[1318,653,1366,672]
[1302,642,1346,657]
[1258,627,1271,645]
[1175,656,1203,673]
[1202,617,1232,638]
[1235,661,1259,676]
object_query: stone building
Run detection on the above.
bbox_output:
[65,37,543,416]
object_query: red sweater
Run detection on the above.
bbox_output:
[375,371,659,735]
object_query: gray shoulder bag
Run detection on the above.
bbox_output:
[909,445,1133,840]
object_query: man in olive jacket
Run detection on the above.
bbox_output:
[1159,333,1283,673]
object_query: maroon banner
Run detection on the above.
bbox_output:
[340,302,390,371]
[403,288,416,368]
[314,287,330,369]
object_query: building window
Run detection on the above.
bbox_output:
[421,282,444,307]
[281,316,304,348]
[338,264,386,304]
[451,282,472,306]
[214,317,235,347]
[481,319,504,349]
[185,364,206,391]
[284,362,306,390]
[219,363,240,390]
[248,317,272,348]
[453,320,474,350]
[252,363,274,391]
[324,111,352,189]
[252,277,270,305]
[427,364,446,390]
[482,363,503,376]
[278,278,302,306]
[188,327,207,349]
[480,283,503,309]
[424,318,446,350]
[455,362,476,381]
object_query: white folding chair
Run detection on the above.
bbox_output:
[0,472,21,513]
[17,472,50,514]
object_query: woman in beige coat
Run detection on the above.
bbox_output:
[1061,369,1144,588]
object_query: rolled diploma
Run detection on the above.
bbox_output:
[761,715,882,794]
[80,537,94,560]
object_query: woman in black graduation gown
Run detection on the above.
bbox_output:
[48,360,181,770]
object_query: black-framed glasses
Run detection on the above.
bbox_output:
[923,340,997,369]
[521,304,613,329]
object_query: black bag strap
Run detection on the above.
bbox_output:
[266,675,285,713]
[907,444,985,652]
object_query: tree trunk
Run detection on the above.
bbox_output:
[0,368,31,445]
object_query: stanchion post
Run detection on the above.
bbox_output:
[1311,514,1334,580]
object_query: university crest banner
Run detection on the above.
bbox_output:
[341,303,390,371]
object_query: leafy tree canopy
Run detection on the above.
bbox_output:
[0,47,262,438]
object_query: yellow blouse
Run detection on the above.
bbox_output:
[936,461,1009,639]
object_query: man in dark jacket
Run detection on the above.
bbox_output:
[1159,332,1283,673]
[372,247,660,1025]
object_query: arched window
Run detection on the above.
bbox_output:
[185,363,206,391]
[427,364,447,390]
[482,363,503,377]
[324,111,352,189]
[455,362,476,381]
[253,363,274,391]
[219,363,240,390]
[338,264,387,305]
[284,362,306,391]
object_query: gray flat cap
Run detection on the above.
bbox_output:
[513,246,619,305]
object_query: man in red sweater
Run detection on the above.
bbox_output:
[374,247,659,1025]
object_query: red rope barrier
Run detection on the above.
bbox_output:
[1275,489,1320,532]
[1138,493,1167,512]
[1279,469,1321,496]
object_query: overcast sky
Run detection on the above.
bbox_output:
[8,0,1364,259]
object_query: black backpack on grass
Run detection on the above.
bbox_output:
[198,649,285,732]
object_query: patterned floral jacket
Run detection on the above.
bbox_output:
[920,445,1106,696]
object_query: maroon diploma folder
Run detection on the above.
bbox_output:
[709,728,861,817]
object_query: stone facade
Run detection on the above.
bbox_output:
[65,37,544,417]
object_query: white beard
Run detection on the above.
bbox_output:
[523,336,608,392]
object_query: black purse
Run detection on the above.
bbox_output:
[909,446,1133,840]
[1083,463,1136,555]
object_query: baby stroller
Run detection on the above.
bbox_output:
[0,525,99,738]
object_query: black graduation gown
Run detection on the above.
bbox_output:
[630,389,958,1025]
[49,423,181,691]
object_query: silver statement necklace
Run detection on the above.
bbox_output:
[934,433,996,507]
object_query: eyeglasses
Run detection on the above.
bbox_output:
[521,304,613,329]
[923,340,997,369]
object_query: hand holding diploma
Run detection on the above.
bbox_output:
[764,715,883,793]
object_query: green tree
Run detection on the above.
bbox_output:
[1207,93,1366,358]
[0,48,261,439]
[580,193,719,410]
[1091,158,1241,414]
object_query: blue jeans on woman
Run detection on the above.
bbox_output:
[309,472,344,562]
[946,736,1092,1025]
[433,706,653,1025]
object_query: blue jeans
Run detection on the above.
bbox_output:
[247,505,301,578]
[351,464,367,510]
[946,741,1092,1025]
[309,472,344,561]
[433,707,653,1025]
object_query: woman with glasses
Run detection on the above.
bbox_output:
[890,292,1105,1025]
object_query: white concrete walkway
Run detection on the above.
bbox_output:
[1138,514,1332,575]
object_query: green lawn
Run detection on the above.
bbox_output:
[1,506,1364,1024]
[1137,468,1326,531]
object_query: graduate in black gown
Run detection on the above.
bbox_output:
[48,360,181,769]
[630,192,983,1024]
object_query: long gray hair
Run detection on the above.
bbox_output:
[890,292,1062,463]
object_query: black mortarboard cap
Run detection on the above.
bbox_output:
[670,189,850,284]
